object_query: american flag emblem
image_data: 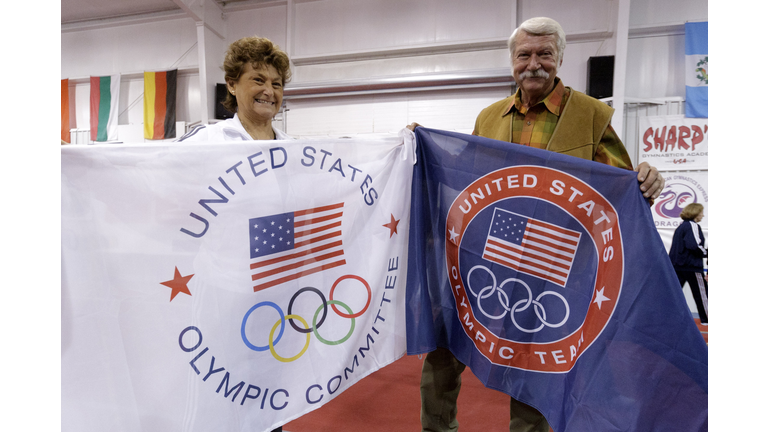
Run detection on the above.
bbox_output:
[482,208,581,287]
[249,202,346,292]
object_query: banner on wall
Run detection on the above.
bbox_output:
[405,128,708,432]
[89,74,121,142]
[652,170,709,230]
[638,115,708,170]
[62,135,414,432]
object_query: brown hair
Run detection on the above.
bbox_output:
[679,203,704,221]
[222,36,292,112]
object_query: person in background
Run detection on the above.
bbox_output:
[177,36,291,142]
[177,35,289,432]
[668,203,708,325]
[411,16,666,432]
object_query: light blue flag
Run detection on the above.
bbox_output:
[685,22,708,118]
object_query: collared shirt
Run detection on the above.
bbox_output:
[503,78,632,169]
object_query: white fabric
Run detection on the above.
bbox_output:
[637,115,708,170]
[685,54,708,88]
[178,113,292,142]
[694,272,709,314]
[106,74,121,141]
[688,221,707,255]
[62,134,414,432]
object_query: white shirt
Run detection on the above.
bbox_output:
[176,113,292,142]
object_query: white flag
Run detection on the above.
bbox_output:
[62,134,415,432]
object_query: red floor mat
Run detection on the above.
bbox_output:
[286,317,707,431]
[284,354,510,431]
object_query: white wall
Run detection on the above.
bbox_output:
[62,17,199,78]
[629,0,707,27]
[285,87,509,136]
[63,16,201,134]
[224,5,288,47]
[61,0,708,140]
[626,0,707,99]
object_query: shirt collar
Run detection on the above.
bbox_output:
[503,77,566,116]
[231,112,292,140]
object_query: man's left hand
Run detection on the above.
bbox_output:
[635,161,665,200]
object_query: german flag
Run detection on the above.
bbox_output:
[144,70,177,140]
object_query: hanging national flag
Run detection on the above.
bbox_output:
[89,74,121,141]
[406,128,708,432]
[62,134,415,432]
[685,22,708,118]
[61,79,70,143]
[144,69,177,140]
[250,203,346,292]
[482,208,580,287]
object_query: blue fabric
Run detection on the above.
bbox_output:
[685,86,708,119]
[685,22,708,118]
[405,128,708,432]
[685,22,708,55]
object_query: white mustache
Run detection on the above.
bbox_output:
[519,69,550,80]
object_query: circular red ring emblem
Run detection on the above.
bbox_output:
[445,166,623,373]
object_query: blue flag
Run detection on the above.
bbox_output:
[405,128,708,431]
[685,22,708,118]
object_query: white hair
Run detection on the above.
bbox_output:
[507,17,566,64]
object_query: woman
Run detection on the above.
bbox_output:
[178,36,291,142]
[668,203,708,324]
[177,36,289,432]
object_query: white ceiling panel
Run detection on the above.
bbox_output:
[61,0,180,23]
[61,0,277,24]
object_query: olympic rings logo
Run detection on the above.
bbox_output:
[467,265,569,334]
[240,275,371,362]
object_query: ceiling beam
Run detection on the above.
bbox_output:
[172,0,225,39]
[611,0,630,140]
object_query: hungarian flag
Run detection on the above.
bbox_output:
[144,69,177,140]
[405,128,708,431]
[61,79,70,143]
[685,22,708,118]
[62,133,414,432]
[90,74,121,142]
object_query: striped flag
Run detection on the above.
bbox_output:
[249,202,346,292]
[482,208,580,287]
[685,22,708,118]
[144,70,177,140]
[90,74,121,142]
[61,79,70,143]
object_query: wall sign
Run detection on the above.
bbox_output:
[652,170,708,230]
[638,115,708,170]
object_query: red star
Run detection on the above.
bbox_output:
[160,267,194,301]
[383,214,400,238]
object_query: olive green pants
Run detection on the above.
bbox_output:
[420,347,550,432]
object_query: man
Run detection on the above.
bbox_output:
[414,17,665,432]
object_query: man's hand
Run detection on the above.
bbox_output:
[406,122,422,131]
[635,161,665,200]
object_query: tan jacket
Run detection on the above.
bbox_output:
[472,87,614,161]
